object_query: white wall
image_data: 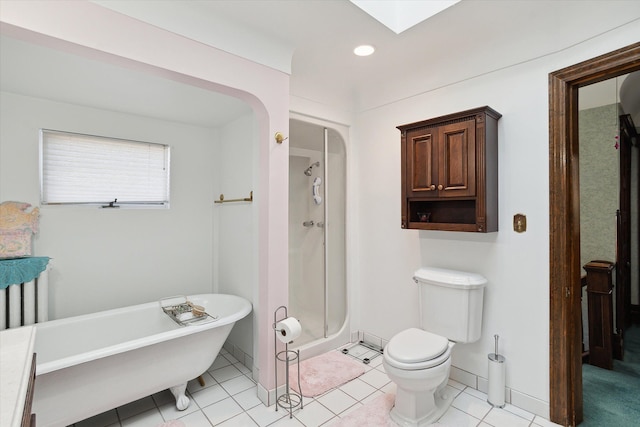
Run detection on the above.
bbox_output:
[0,92,219,318]
[350,23,640,414]
[579,104,620,268]
[1,90,260,379]
[215,112,258,364]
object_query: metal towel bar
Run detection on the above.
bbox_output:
[214,191,253,204]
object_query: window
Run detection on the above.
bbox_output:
[40,130,170,207]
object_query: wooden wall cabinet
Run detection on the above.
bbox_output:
[398,106,501,232]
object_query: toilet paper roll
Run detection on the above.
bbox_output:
[275,317,302,343]
[487,353,506,408]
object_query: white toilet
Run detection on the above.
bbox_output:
[383,267,487,427]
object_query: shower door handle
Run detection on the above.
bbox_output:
[303,220,314,227]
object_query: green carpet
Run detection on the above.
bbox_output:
[581,324,640,426]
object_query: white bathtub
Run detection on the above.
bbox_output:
[32,293,252,427]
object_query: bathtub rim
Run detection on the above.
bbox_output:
[35,293,251,375]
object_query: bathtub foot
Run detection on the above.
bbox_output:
[169,383,190,411]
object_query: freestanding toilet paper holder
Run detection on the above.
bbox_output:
[273,305,303,418]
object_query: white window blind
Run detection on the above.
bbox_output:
[41,130,170,206]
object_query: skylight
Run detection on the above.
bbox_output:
[350,0,460,34]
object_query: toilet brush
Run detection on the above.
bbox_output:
[487,334,506,408]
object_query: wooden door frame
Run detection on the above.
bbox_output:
[549,42,640,426]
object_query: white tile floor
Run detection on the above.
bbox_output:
[71,345,561,427]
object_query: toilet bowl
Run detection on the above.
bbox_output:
[383,328,455,426]
[384,267,486,427]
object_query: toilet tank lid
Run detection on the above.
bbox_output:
[414,267,487,289]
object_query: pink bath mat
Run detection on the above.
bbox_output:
[330,393,396,426]
[290,350,365,397]
[330,393,453,427]
[156,421,185,427]
[330,393,451,427]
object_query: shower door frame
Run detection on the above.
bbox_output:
[322,127,330,338]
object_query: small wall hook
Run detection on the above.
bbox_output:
[274,132,288,144]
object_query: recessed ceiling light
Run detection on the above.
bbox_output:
[354,45,375,56]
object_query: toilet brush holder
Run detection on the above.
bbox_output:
[487,334,506,408]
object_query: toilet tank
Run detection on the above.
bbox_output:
[414,267,487,343]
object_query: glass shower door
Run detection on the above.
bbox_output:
[289,120,346,347]
[289,134,326,345]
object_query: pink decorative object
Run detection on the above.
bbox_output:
[289,351,365,397]
[0,201,40,258]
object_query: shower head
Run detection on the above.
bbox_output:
[304,161,320,176]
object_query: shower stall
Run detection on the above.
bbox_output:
[289,117,347,352]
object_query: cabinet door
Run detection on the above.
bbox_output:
[437,119,476,197]
[406,129,438,198]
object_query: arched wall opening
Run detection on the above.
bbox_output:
[0,3,290,401]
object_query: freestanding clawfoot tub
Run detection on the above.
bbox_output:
[32,293,252,427]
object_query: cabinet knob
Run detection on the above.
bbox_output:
[437,184,443,191]
[430,184,436,190]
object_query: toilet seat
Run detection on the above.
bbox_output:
[385,328,451,370]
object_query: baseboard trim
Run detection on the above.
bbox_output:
[449,360,550,420]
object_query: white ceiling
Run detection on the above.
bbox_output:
[1,0,639,126]
[103,0,637,113]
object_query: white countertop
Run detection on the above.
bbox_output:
[0,326,36,427]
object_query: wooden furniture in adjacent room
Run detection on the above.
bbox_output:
[615,113,639,360]
[583,260,615,370]
[398,106,501,232]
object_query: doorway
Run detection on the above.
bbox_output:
[578,74,640,426]
[549,42,640,426]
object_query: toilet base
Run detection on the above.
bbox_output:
[389,382,455,427]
